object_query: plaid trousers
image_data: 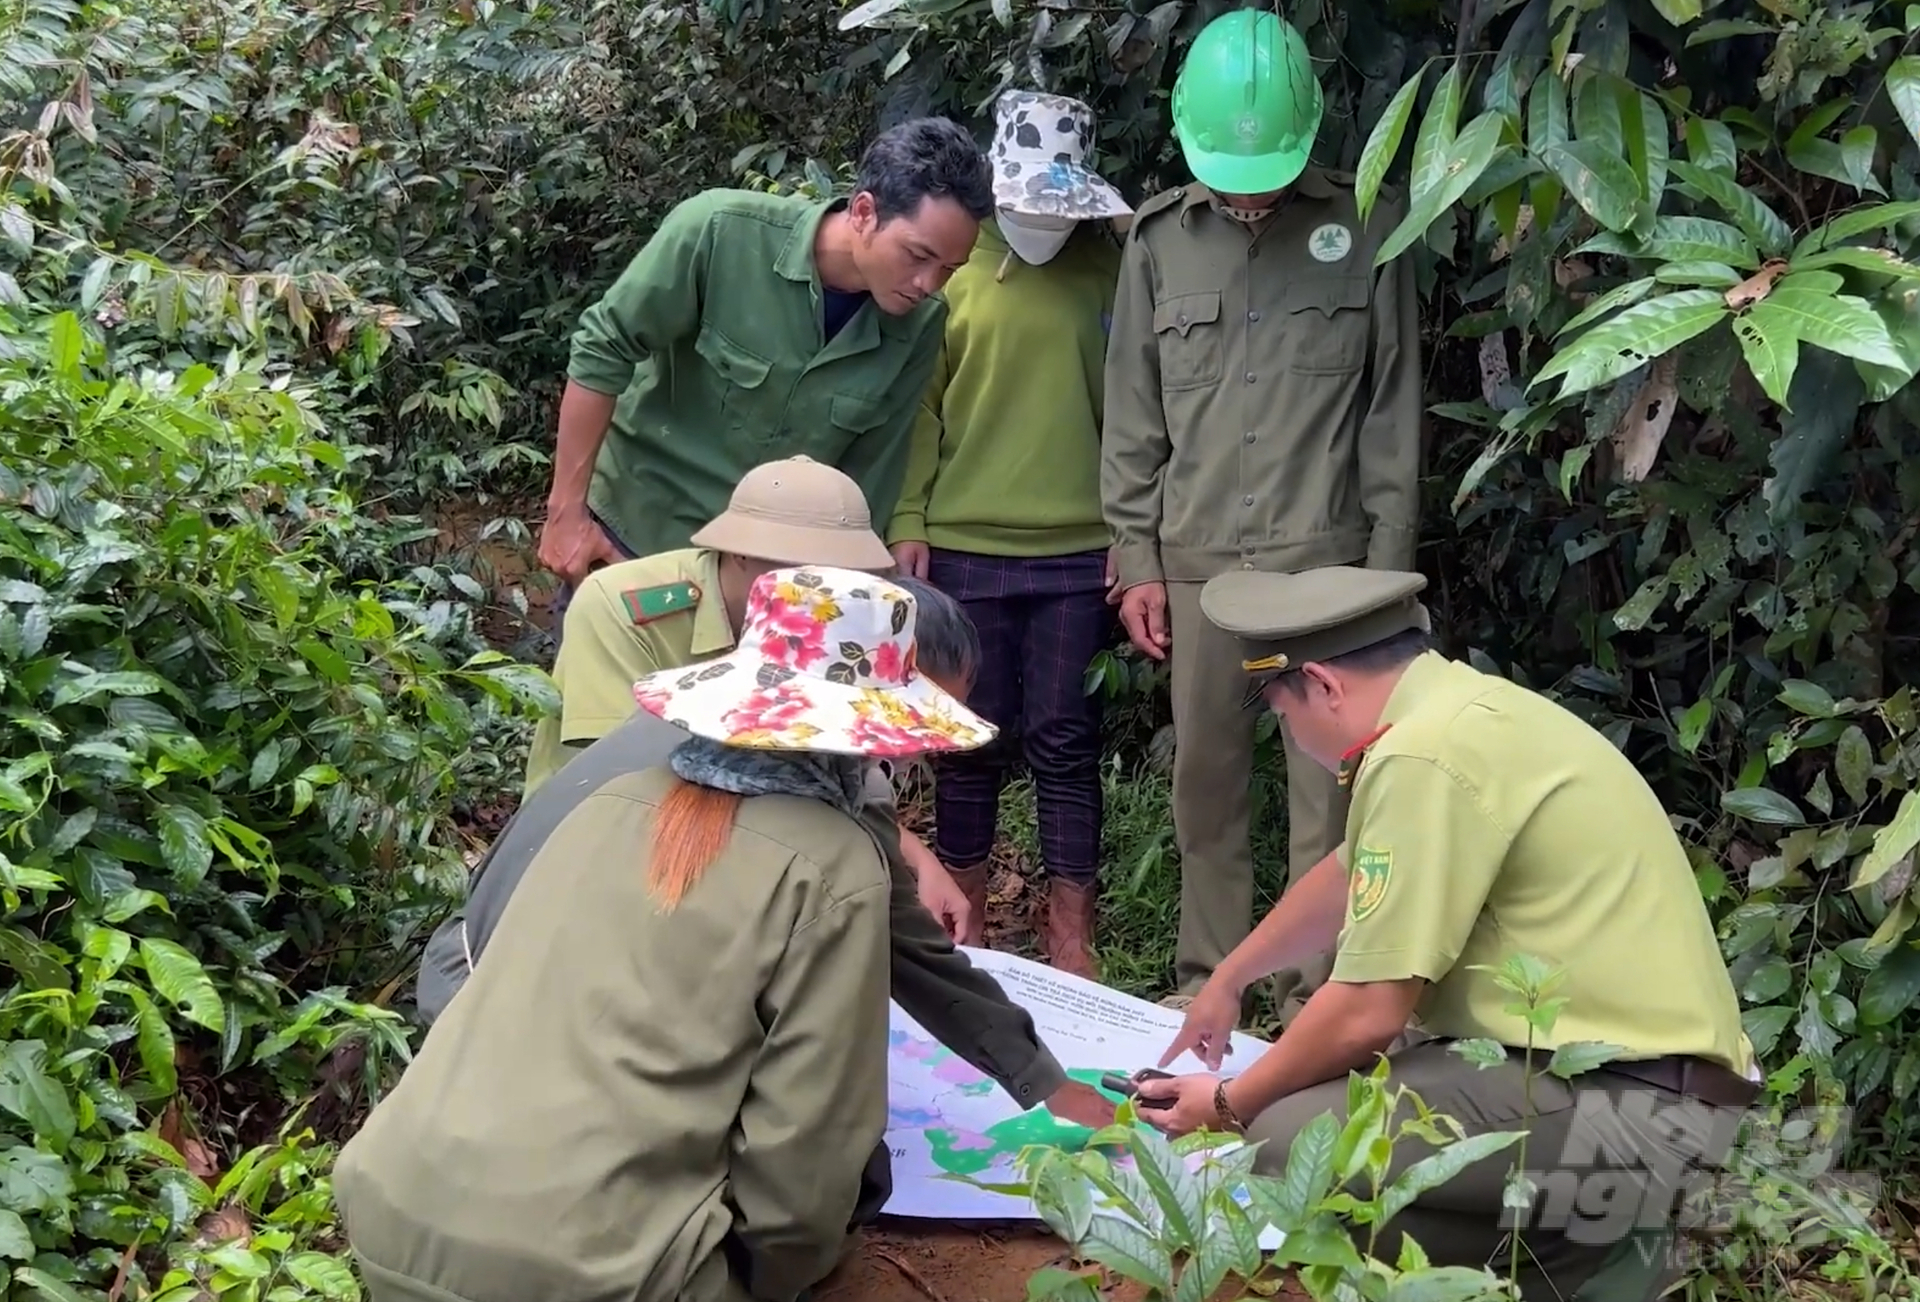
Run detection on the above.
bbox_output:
[927,548,1112,884]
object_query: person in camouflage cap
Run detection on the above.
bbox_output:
[887,90,1130,980]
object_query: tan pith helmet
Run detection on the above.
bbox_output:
[690,455,894,571]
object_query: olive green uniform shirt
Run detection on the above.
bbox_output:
[1100,172,1423,589]
[523,549,732,797]
[337,770,891,1302]
[1332,652,1755,1078]
[568,189,949,556]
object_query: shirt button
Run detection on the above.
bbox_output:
[1177,314,1189,328]
[1242,562,1255,570]
[1243,431,1255,443]
[1243,495,1254,506]
[1248,310,1262,322]
[1245,372,1257,384]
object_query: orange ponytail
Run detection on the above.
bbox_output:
[648,779,744,910]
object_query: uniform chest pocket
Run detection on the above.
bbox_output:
[694,323,774,425]
[820,392,889,457]
[1152,291,1224,391]
[1281,278,1372,376]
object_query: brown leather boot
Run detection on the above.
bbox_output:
[1046,878,1099,980]
[946,861,990,946]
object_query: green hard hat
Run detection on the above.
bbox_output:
[1171,10,1324,195]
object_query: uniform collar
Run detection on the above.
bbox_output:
[690,549,736,657]
[1378,650,1449,728]
[1176,167,1339,217]
[1337,651,1450,788]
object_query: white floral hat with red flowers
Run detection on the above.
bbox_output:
[630,567,998,758]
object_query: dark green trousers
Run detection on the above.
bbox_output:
[1244,1043,1747,1302]
[1167,580,1348,999]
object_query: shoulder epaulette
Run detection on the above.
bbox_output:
[621,580,702,627]
[1131,186,1188,227]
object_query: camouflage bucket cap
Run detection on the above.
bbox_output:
[987,90,1132,221]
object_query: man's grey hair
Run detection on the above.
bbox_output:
[856,118,994,224]
[893,576,979,686]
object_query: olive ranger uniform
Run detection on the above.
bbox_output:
[1204,566,1760,1302]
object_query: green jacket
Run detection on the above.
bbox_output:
[887,220,1118,558]
[568,189,949,555]
[420,711,1069,1108]
[1100,171,1424,588]
[337,768,891,1302]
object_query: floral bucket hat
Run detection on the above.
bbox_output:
[988,90,1132,224]
[631,567,997,758]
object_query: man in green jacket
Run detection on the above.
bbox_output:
[538,117,994,617]
[1100,12,1424,1012]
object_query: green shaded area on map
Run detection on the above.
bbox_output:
[922,1068,1130,1177]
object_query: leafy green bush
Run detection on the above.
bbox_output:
[0,310,552,1300]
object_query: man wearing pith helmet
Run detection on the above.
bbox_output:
[1100,9,1425,1016]
[1139,566,1760,1302]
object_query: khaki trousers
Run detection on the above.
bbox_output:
[1167,581,1347,1002]
[1244,1043,1747,1302]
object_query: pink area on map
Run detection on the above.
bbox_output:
[933,1058,987,1086]
[944,1129,995,1151]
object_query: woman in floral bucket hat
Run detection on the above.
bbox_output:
[885,89,1130,980]
[332,568,993,1302]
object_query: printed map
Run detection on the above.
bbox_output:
[880,946,1271,1222]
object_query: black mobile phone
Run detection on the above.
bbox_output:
[1098,1068,1176,1111]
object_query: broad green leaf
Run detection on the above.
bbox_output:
[1855,790,1920,890]
[1778,678,1837,717]
[1836,726,1873,806]
[1792,247,1920,280]
[1577,215,1756,267]
[1079,1214,1175,1290]
[1356,75,1423,226]
[138,937,225,1032]
[1721,786,1806,827]
[1856,287,1920,401]
[1375,113,1506,266]
[1744,957,1793,1002]
[1546,1040,1627,1077]
[0,1147,72,1215]
[1684,119,1737,174]
[1859,946,1920,1026]
[1668,161,1792,256]
[0,1042,76,1153]
[1763,350,1863,521]
[1553,276,1657,339]
[1278,1110,1339,1221]
[1795,200,1920,257]
[1748,289,1907,371]
[1527,71,1568,156]
[1026,1268,1102,1302]
[1129,1123,1202,1250]
[1838,125,1884,195]
[837,0,911,30]
[1386,1266,1515,1302]
[1654,261,1742,287]
[1271,1216,1367,1271]
[14,1266,94,1302]
[1379,1130,1525,1223]
[1572,70,1624,159]
[1409,64,1465,205]
[1532,290,1727,399]
[1890,55,1920,150]
[1447,1037,1508,1068]
[1538,140,1644,231]
[157,804,214,887]
[1734,308,1799,406]
[0,1209,30,1261]
[48,312,82,375]
[1650,0,1701,22]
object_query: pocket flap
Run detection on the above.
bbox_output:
[695,323,773,388]
[831,392,888,432]
[1152,291,1222,336]
[1282,278,1371,317]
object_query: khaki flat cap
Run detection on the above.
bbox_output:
[691,456,894,571]
[1202,567,1430,686]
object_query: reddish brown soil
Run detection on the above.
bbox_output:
[822,1223,1311,1302]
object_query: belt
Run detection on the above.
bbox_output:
[1498,1046,1759,1108]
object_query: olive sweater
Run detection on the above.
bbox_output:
[886,220,1119,558]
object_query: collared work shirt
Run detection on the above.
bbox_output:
[522,549,734,796]
[1100,170,1424,589]
[567,189,948,556]
[1331,652,1755,1078]
[337,769,892,1302]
